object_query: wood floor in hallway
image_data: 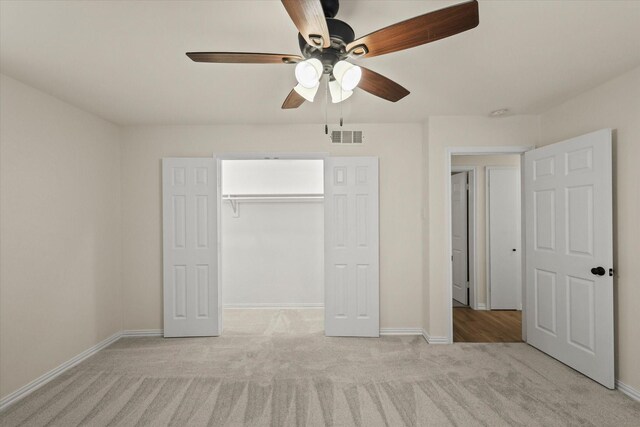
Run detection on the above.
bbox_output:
[453,307,522,342]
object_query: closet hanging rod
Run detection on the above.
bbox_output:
[222,194,324,200]
[222,194,324,216]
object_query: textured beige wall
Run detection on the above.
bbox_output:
[423,116,541,337]
[120,124,424,331]
[540,66,640,391]
[451,155,521,308]
[0,75,122,399]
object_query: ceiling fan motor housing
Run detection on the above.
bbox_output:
[298,18,355,74]
[321,0,340,18]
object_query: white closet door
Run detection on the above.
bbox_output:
[324,157,379,337]
[162,158,219,337]
[451,172,468,305]
[525,129,614,388]
[488,167,521,309]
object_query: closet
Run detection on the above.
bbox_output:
[162,155,380,337]
[221,159,325,308]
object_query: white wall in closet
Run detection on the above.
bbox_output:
[221,160,324,307]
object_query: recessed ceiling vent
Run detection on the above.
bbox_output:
[331,130,363,144]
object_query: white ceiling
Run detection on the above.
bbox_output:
[1,1,639,125]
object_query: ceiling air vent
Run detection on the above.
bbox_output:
[331,130,342,143]
[353,131,363,143]
[342,131,353,144]
[331,130,364,144]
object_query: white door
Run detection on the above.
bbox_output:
[324,157,379,337]
[488,167,522,309]
[525,129,614,388]
[162,158,220,337]
[451,172,468,305]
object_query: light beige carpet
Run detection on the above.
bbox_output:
[1,309,638,426]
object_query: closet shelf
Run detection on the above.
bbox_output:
[222,194,324,216]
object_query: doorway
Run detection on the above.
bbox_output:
[219,157,325,336]
[447,150,527,343]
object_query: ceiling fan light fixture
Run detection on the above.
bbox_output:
[293,83,319,102]
[187,0,479,110]
[294,58,323,89]
[333,60,362,91]
[329,79,353,103]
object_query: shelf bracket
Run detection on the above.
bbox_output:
[229,199,239,218]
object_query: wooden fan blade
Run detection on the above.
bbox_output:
[282,88,306,109]
[186,52,302,64]
[281,0,331,49]
[358,67,410,102]
[346,0,479,59]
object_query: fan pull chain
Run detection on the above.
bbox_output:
[324,77,329,135]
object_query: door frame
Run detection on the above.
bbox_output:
[451,166,477,309]
[445,146,532,344]
[214,152,328,333]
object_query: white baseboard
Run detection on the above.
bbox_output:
[379,328,424,336]
[0,332,121,412]
[128,328,444,339]
[476,303,487,310]
[422,329,450,344]
[616,380,640,402]
[223,303,324,309]
[121,329,164,337]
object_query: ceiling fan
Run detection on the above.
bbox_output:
[186,0,479,109]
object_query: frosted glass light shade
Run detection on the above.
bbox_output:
[294,58,323,89]
[329,79,353,103]
[293,83,319,102]
[333,60,362,91]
